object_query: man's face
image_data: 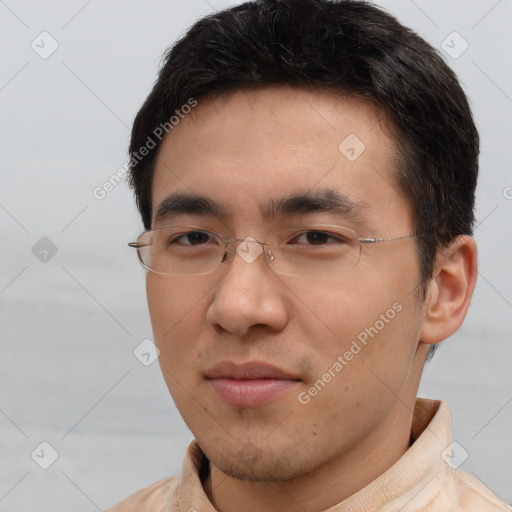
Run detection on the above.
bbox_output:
[147,87,426,481]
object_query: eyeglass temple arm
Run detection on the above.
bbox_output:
[358,234,420,244]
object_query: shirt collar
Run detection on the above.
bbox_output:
[178,398,451,512]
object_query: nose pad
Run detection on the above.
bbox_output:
[235,237,264,264]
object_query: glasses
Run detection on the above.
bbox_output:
[129,224,422,277]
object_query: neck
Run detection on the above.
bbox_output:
[203,402,414,512]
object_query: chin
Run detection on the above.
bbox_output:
[200,438,324,483]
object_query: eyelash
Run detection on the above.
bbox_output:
[171,229,348,246]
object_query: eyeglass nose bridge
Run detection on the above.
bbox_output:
[221,236,272,266]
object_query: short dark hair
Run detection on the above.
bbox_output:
[129,0,479,356]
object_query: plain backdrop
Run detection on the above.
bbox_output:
[1,0,511,510]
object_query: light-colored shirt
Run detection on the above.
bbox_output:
[106,398,511,511]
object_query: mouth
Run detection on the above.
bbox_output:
[205,361,301,408]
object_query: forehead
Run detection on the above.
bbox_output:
[151,86,411,231]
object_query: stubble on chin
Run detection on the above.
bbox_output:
[201,439,327,483]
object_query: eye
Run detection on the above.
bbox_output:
[171,231,217,246]
[289,230,348,245]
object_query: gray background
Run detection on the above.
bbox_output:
[1,0,511,510]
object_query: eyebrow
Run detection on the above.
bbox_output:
[154,193,226,224]
[154,188,370,224]
[261,188,370,221]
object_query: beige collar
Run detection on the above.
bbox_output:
[177,398,451,512]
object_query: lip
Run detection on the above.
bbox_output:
[206,361,298,380]
[206,361,300,407]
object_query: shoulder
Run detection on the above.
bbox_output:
[435,467,511,511]
[105,476,179,512]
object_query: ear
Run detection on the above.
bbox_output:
[419,235,478,345]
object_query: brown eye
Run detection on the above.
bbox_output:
[291,231,347,245]
[305,231,329,245]
[173,231,214,245]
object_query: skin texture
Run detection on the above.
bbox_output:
[146,87,477,512]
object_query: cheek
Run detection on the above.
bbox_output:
[146,275,210,369]
[147,274,212,330]
[286,276,385,350]
[146,277,213,417]
[298,294,421,423]
[290,267,420,367]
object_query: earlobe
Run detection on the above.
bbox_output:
[419,235,478,345]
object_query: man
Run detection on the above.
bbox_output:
[108,0,510,510]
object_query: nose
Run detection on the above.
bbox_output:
[206,239,289,337]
